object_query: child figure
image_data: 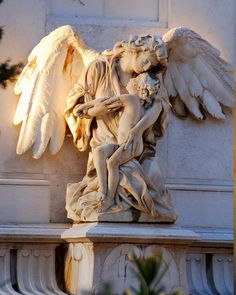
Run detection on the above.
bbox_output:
[73,72,163,212]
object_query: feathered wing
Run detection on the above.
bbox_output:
[14,25,98,159]
[162,27,234,120]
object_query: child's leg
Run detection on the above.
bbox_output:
[93,144,118,201]
[97,141,143,212]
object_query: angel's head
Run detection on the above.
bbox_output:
[112,35,168,74]
[126,72,160,107]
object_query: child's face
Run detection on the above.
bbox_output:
[126,73,160,101]
[136,74,160,105]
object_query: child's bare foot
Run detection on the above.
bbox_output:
[97,198,114,213]
[97,192,107,202]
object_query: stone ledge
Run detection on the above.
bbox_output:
[0,178,50,186]
[48,15,168,29]
[187,227,233,248]
[0,224,233,247]
[0,224,70,243]
[61,223,201,244]
[167,183,233,192]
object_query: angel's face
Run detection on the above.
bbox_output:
[131,51,158,74]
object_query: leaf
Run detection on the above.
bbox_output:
[99,282,114,295]
[134,255,163,286]
[130,286,139,294]
[152,261,170,291]
[169,291,182,295]
[133,269,149,295]
[124,252,181,295]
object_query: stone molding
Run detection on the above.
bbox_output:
[0,224,69,243]
[47,15,168,29]
[0,225,69,294]
[0,223,232,246]
[187,252,233,295]
[0,247,19,295]
[64,241,190,294]
[167,183,233,193]
[0,178,50,186]
[47,0,169,28]
[0,224,233,295]
[61,223,200,244]
[61,223,233,295]
[0,243,67,295]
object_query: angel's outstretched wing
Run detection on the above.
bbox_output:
[162,27,234,120]
[14,25,98,159]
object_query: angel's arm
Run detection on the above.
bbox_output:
[73,96,123,118]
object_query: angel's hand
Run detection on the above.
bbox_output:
[73,102,94,118]
[73,104,86,117]
[87,96,122,117]
[124,127,143,156]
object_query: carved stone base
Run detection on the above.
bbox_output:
[62,223,200,295]
[82,210,176,223]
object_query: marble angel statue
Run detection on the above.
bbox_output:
[13,25,234,223]
[72,71,163,213]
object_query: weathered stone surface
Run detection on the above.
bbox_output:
[63,223,200,295]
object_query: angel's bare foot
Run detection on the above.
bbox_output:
[97,192,107,202]
[97,198,114,213]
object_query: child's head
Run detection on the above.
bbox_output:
[126,72,160,106]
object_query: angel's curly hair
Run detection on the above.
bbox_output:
[110,35,167,63]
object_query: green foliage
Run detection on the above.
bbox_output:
[0,0,23,89]
[99,282,114,295]
[100,254,181,295]
[0,59,22,88]
[123,254,181,295]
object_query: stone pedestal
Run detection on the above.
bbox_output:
[62,223,200,295]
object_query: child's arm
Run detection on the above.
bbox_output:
[133,100,163,134]
[118,94,140,106]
